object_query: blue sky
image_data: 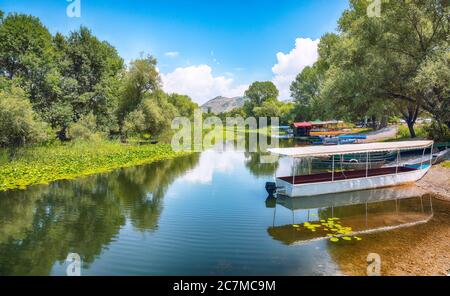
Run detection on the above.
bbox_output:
[1,0,348,104]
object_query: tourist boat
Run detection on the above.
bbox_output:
[267,141,434,197]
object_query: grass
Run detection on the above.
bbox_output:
[0,140,191,191]
[442,161,450,168]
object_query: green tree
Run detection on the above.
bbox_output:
[118,56,160,123]
[167,93,198,117]
[290,33,340,122]
[62,27,123,95]
[245,81,279,106]
[330,0,449,135]
[0,13,54,81]
[58,27,124,132]
[290,66,321,121]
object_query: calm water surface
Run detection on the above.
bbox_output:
[0,142,447,275]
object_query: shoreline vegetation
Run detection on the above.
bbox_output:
[0,141,191,192]
[2,125,448,193]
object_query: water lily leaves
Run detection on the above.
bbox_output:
[330,237,339,242]
[342,236,352,241]
[0,143,188,192]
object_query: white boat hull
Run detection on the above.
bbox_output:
[276,166,430,197]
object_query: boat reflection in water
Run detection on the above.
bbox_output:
[267,185,433,245]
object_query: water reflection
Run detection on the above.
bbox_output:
[0,153,199,275]
[268,186,433,245]
[181,150,244,184]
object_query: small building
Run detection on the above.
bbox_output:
[292,122,313,137]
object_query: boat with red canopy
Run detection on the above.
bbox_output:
[267,141,434,197]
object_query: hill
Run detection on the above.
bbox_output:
[201,96,247,114]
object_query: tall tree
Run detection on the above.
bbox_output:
[118,56,160,122]
[290,66,320,121]
[0,13,55,90]
[333,0,449,134]
[290,33,341,122]
[59,27,124,129]
[0,13,54,80]
[245,81,279,106]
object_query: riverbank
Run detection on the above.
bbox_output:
[416,161,450,201]
[0,141,190,191]
[330,196,450,276]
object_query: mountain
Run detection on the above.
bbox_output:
[201,96,248,114]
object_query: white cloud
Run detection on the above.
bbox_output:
[164,51,180,58]
[161,65,248,105]
[272,38,320,101]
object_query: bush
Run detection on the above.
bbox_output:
[424,121,450,141]
[123,109,146,136]
[67,113,104,142]
[397,124,427,139]
[0,87,48,147]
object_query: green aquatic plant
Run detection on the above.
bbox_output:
[298,217,363,243]
[0,141,191,191]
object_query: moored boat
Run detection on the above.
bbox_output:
[268,141,434,197]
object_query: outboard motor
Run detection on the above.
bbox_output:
[265,182,277,198]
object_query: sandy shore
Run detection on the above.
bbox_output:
[417,163,450,201]
[329,197,450,276]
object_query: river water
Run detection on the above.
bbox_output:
[0,142,448,275]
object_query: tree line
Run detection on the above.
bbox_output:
[289,0,449,139]
[0,11,198,148]
[220,0,449,140]
[1,0,448,149]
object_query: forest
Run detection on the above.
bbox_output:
[0,0,449,150]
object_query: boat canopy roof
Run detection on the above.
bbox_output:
[268,140,433,157]
[293,122,312,128]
